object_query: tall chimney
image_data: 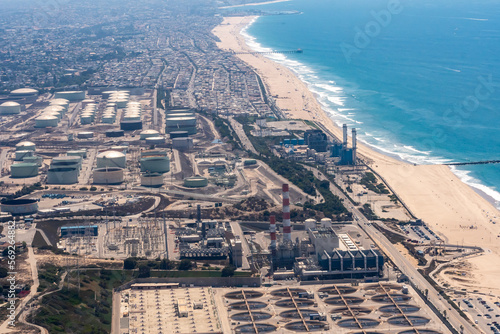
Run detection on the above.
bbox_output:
[270,215,277,253]
[282,184,291,242]
[342,124,348,149]
[352,128,357,165]
[197,204,201,222]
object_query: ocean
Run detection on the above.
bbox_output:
[224,0,500,209]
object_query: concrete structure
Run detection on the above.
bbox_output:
[35,115,58,128]
[93,167,124,184]
[1,199,38,215]
[183,176,208,188]
[10,163,38,178]
[97,151,126,168]
[172,137,193,151]
[15,141,36,151]
[54,90,85,101]
[140,129,160,140]
[47,167,79,184]
[140,156,170,173]
[0,101,21,114]
[141,172,164,187]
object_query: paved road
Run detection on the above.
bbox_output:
[228,117,258,154]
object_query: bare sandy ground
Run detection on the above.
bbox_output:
[212,16,500,296]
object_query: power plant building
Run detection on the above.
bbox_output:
[304,129,328,152]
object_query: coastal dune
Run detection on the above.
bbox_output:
[213,16,500,295]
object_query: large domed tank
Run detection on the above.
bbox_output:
[97,151,126,168]
[35,115,58,128]
[15,141,36,151]
[0,101,21,115]
[140,129,160,140]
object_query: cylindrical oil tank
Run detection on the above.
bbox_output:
[51,156,82,170]
[170,131,188,139]
[320,218,332,228]
[140,156,170,173]
[183,176,208,188]
[166,116,197,134]
[44,105,65,116]
[23,155,43,166]
[102,115,116,124]
[102,91,118,99]
[120,120,142,131]
[145,136,165,145]
[49,98,70,111]
[54,90,85,101]
[81,99,95,108]
[122,114,141,122]
[305,219,317,230]
[1,199,38,215]
[141,172,164,187]
[42,111,62,121]
[172,137,193,151]
[77,131,94,139]
[0,101,21,115]
[47,167,78,184]
[15,141,36,151]
[80,115,92,125]
[166,107,194,114]
[10,88,38,98]
[93,167,124,184]
[15,150,34,161]
[115,99,128,108]
[10,163,38,178]
[35,115,58,128]
[67,150,87,159]
[97,151,126,168]
[106,103,117,111]
[140,129,160,139]
[105,130,124,137]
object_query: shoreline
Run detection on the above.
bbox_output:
[212,15,500,296]
[218,0,290,9]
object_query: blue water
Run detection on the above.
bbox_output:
[226,0,500,208]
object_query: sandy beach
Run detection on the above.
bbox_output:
[212,16,500,296]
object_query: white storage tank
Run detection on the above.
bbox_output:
[15,141,36,151]
[141,172,164,187]
[145,136,165,145]
[9,88,38,99]
[81,99,95,108]
[320,218,332,228]
[305,219,317,230]
[10,163,38,178]
[47,167,78,184]
[77,131,94,139]
[97,151,126,169]
[15,150,34,161]
[42,110,62,121]
[54,90,85,101]
[166,116,197,134]
[140,156,170,173]
[93,167,124,185]
[67,150,87,159]
[35,115,58,128]
[0,101,21,115]
[44,105,65,116]
[49,98,70,111]
[140,129,160,140]
[172,137,194,151]
[102,115,116,124]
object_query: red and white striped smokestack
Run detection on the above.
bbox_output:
[282,184,291,242]
[270,215,277,250]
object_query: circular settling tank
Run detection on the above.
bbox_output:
[225,290,263,300]
[275,299,314,308]
[331,306,371,316]
[325,296,364,305]
[284,321,329,332]
[231,312,272,321]
[337,318,380,328]
[399,330,441,334]
[235,323,276,333]
[229,301,267,310]
[319,286,357,295]
[280,309,319,319]
[270,288,306,297]
[371,294,412,304]
[379,304,420,314]
[388,316,430,326]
